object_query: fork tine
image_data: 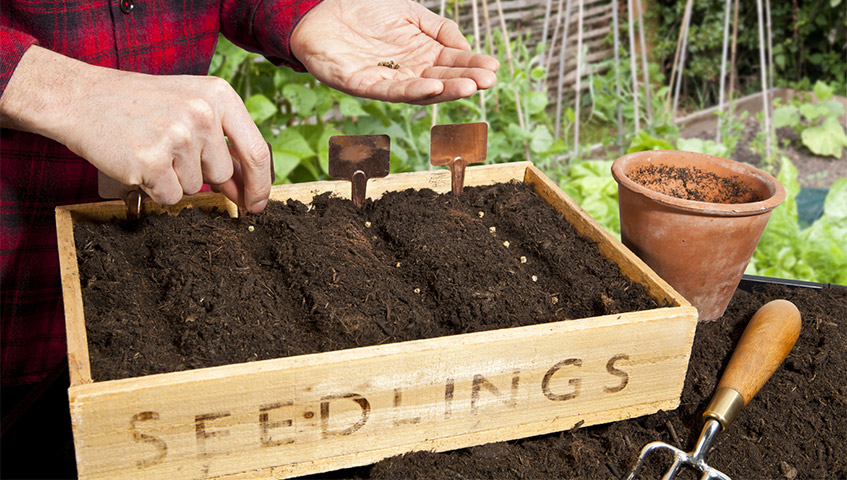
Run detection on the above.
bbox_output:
[622,456,646,480]
[661,457,684,480]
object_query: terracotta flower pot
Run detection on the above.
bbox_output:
[611,150,785,321]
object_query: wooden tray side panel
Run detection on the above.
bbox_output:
[70,309,695,480]
[270,162,534,204]
[56,207,93,387]
[523,165,689,309]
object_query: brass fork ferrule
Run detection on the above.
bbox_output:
[703,387,745,430]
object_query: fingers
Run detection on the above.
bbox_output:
[435,48,501,73]
[410,2,471,52]
[218,96,272,213]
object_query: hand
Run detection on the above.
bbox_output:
[0,46,271,213]
[290,0,500,105]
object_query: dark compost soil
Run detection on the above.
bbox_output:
[628,164,760,203]
[337,283,847,480]
[75,181,661,382]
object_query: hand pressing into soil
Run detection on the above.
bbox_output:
[291,0,500,105]
[0,46,271,213]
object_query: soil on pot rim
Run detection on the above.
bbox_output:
[75,181,663,382]
[628,164,760,203]
[330,283,847,480]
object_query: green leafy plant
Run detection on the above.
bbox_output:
[746,156,847,284]
[558,160,620,237]
[675,137,729,158]
[773,81,847,158]
[626,130,675,153]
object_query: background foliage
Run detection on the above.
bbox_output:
[648,0,847,109]
[210,1,846,284]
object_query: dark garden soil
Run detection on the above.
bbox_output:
[75,181,662,382]
[628,164,759,203]
[332,282,847,480]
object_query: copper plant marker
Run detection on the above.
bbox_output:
[98,142,275,220]
[328,135,390,208]
[430,123,488,195]
[97,171,147,221]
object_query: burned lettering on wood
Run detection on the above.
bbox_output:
[195,412,230,457]
[393,388,421,426]
[259,402,294,447]
[603,354,630,393]
[444,377,455,419]
[130,411,167,469]
[471,370,520,414]
[542,358,583,401]
[320,393,370,438]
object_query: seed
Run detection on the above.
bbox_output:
[520,256,527,263]
[247,225,255,232]
[503,240,510,247]
[532,275,538,282]
[552,296,559,304]
[396,262,401,268]
[478,211,485,218]
[365,221,372,228]
[414,288,421,294]
[489,226,496,233]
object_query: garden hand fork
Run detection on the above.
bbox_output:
[624,299,801,480]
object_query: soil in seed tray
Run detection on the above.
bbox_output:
[75,181,662,381]
[628,164,760,203]
[333,283,847,480]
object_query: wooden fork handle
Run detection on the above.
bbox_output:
[703,299,801,429]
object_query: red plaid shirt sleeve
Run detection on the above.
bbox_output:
[0,26,38,97]
[1,0,321,385]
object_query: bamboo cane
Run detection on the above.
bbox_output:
[755,0,772,159]
[574,0,584,157]
[728,0,740,102]
[666,0,693,109]
[494,0,531,162]
[555,0,573,140]
[765,0,774,92]
[431,0,448,145]
[671,0,692,119]
[542,0,554,67]
[480,0,500,111]
[545,0,566,82]
[717,0,732,143]
[635,0,653,124]
[471,0,487,123]
[612,0,624,153]
[627,0,640,132]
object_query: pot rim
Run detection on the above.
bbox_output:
[611,150,786,216]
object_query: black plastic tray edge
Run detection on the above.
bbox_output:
[738,274,847,292]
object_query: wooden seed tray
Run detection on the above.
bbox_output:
[56,162,697,479]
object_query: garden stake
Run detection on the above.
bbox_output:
[97,142,274,220]
[611,0,625,153]
[634,0,653,124]
[328,135,390,209]
[627,0,640,132]
[624,299,801,480]
[716,0,732,144]
[430,123,487,195]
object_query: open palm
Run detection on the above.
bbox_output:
[291,0,500,105]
